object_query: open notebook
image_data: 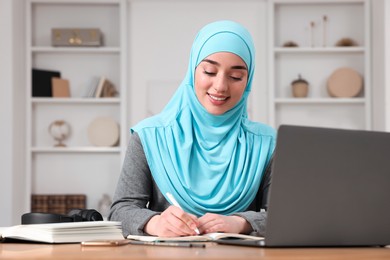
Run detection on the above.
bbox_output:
[127,233,263,243]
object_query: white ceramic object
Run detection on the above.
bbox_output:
[88,117,119,147]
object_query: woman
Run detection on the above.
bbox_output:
[109,20,275,237]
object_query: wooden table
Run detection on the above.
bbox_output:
[1,242,390,260]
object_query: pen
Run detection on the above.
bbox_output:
[129,240,206,248]
[166,192,200,235]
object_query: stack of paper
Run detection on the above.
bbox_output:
[0,221,123,244]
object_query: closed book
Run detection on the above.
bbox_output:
[101,80,118,97]
[0,221,123,244]
[82,77,100,97]
[94,76,106,98]
[52,78,70,97]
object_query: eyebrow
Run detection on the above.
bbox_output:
[202,59,247,70]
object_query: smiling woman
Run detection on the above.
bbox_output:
[109,20,276,239]
[195,52,248,115]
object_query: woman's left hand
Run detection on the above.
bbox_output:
[197,213,252,234]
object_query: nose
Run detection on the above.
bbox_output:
[213,74,228,93]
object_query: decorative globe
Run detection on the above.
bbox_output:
[48,120,71,147]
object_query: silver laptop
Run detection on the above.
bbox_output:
[219,125,390,247]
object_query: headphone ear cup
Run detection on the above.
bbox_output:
[67,209,81,217]
[66,209,83,222]
[67,209,103,221]
[70,214,83,222]
[83,209,103,221]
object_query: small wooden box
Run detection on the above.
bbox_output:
[51,28,102,47]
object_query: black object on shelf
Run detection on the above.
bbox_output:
[32,68,61,97]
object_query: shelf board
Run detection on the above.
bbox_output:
[272,0,366,4]
[274,98,366,104]
[31,97,120,104]
[30,0,121,4]
[31,46,121,53]
[274,47,365,54]
[31,146,121,153]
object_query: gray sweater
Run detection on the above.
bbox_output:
[108,132,272,237]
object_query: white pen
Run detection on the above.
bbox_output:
[166,192,200,235]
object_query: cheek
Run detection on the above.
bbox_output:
[194,71,210,93]
[233,82,247,99]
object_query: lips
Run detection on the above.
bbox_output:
[208,93,228,101]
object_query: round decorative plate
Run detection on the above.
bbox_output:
[327,68,363,98]
[88,117,119,147]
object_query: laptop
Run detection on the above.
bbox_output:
[218,125,390,247]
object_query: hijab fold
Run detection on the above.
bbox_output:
[132,20,275,216]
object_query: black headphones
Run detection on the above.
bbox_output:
[21,209,103,224]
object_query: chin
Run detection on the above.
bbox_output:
[206,108,226,116]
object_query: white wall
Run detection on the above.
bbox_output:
[127,0,268,129]
[386,1,390,131]
[0,0,14,227]
[0,0,25,227]
[371,0,385,130]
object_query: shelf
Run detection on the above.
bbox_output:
[25,0,127,214]
[31,97,120,104]
[31,46,121,53]
[268,0,370,130]
[274,47,365,54]
[275,98,366,104]
[31,146,121,153]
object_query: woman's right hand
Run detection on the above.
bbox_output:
[144,206,199,237]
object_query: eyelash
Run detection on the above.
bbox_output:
[203,70,242,81]
[231,76,243,81]
[203,71,216,76]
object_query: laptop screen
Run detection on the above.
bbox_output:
[265,125,390,247]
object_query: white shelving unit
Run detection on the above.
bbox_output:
[25,0,127,213]
[268,0,371,130]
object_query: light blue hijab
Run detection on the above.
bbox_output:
[132,20,275,216]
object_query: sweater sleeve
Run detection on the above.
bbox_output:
[108,132,166,237]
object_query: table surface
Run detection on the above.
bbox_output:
[1,242,390,260]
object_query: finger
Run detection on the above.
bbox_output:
[173,211,199,235]
[160,207,190,235]
[186,212,200,230]
[198,213,218,226]
[198,218,218,231]
[165,206,199,235]
[198,214,226,233]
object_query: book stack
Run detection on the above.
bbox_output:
[83,76,118,98]
[31,194,86,215]
[0,221,124,243]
